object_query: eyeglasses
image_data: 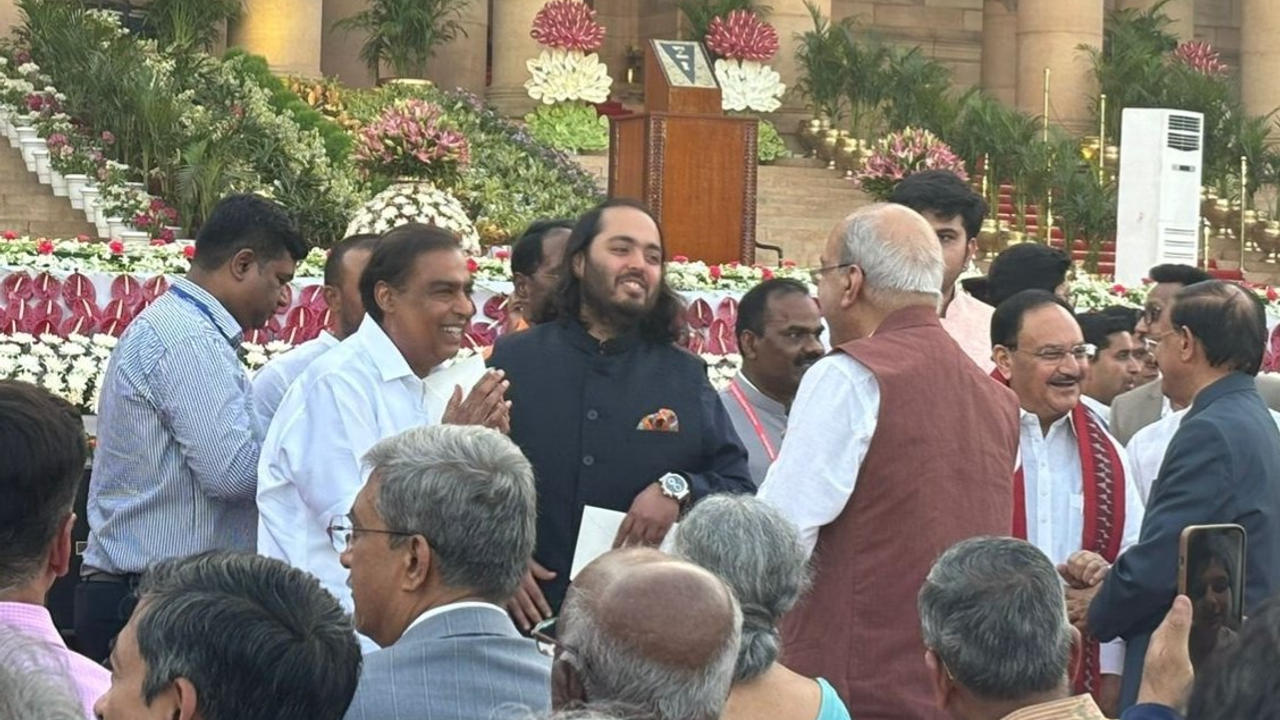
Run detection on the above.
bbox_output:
[807,262,856,284]
[1012,343,1097,364]
[326,515,417,554]
[1142,330,1178,352]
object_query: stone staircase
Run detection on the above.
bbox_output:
[0,140,98,238]
[571,154,867,266]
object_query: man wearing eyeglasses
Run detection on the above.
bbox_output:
[757,204,1020,719]
[990,290,1145,716]
[337,425,550,720]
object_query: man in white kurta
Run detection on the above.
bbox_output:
[992,290,1145,711]
[256,227,506,619]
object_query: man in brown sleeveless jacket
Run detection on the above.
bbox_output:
[757,204,1020,719]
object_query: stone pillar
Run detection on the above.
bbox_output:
[1241,0,1280,121]
[771,0,832,123]
[1117,0,1194,42]
[322,0,377,88]
[487,0,546,116]
[981,0,1017,105]
[1015,0,1102,135]
[227,0,324,77]
[425,0,490,97]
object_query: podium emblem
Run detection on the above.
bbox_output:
[652,40,717,89]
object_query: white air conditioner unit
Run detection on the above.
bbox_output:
[1114,108,1205,286]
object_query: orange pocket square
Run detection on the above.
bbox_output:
[637,408,680,432]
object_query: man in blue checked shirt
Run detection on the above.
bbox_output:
[74,194,308,662]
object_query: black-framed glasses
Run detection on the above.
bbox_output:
[807,262,856,284]
[326,515,416,554]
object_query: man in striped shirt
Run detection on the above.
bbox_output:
[74,194,308,662]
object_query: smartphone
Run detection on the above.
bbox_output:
[1178,524,1245,667]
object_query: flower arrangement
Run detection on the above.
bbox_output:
[1173,41,1228,77]
[854,127,968,200]
[0,233,328,277]
[705,10,786,114]
[524,101,609,154]
[344,183,481,254]
[354,99,469,186]
[525,1,612,107]
[131,198,181,244]
[531,0,606,52]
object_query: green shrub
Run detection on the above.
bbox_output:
[524,102,609,154]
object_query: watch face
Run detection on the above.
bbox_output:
[662,473,688,495]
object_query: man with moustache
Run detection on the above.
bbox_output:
[489,199,753,630]
[990,290,1144,715]
[252,233,378,432]
[720,278,825,486]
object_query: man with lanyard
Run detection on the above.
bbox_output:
[76,194,308,662]
[719,278,825,486]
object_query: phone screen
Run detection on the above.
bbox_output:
[1179,524,1245,669]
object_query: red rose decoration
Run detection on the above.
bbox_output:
[672,255,689,263]
[1,230,18,240]
[1268,287,1279,302]
[31,272,62,300]
[182,244,195,259]
[36,239,54,255]
[782,259,796,268]
[708,266,722,280]
[1111,284,1127,295]
[466,257,479,273]
[76,234,92,243]
[687,298,713,330]
[760,267,774,280]
[108,240,125,255]
[494,249,510,260]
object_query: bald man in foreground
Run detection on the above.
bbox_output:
[757,204,1021,718]
[550,548,741,720]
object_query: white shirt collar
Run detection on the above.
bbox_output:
[1080,394,1110,420]
[401,601,509,638]
[1019,407,1075,438]
[351,315,453,384]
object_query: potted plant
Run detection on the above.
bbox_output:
[335,0,473,85]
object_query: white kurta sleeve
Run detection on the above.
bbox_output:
[757,354,881,558]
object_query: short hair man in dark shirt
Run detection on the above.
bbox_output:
[511,219,573,326]
[489,198,752,629]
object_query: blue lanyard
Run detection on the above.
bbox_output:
[169,284,237,346]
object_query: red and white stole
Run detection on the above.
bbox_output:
[992,370,1127,700]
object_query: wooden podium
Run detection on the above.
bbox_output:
[608,40,759,265]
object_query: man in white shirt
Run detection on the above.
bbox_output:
[339,424,550,720]
[990,290,1144,715]
[257,224,510,619]
[252,233,378,433]
[755,204,1020,718]
[1076,310,1142,425]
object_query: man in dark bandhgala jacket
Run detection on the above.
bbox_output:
[1067,280,1280,712]
[489,199,752,629]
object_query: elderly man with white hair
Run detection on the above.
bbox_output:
[339,424,550,720]
[757,203,1021,719]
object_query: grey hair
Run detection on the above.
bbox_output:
[0,631,85,720]
[673,495,811,682]
[561,586,743,720]
[363,423,537,601]
[837,203,944,301]
[917,537,1073,701]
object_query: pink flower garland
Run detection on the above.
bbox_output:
[531,0,606,52]
[705,10,779,62]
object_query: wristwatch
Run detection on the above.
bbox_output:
[657,472,691,507]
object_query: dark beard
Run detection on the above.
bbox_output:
[581,259,651,333]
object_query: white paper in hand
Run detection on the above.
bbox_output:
[570,505,680,580]
[421,354,488,412]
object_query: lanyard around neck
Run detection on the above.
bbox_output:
[727,379,778,462]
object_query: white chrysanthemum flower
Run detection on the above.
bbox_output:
[92,334,119,349]
[525,49,613,105]
[244,351,268,368]
[714,59,785,113]
[346,183,481,254]
[0,344,19,357]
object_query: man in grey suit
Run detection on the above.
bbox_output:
[339,425,550,720]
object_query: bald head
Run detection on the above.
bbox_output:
[557,548,742,720]
[827,203,945,302]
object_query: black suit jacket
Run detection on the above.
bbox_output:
[488,319,753,611]
[1089,372,1280,709]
